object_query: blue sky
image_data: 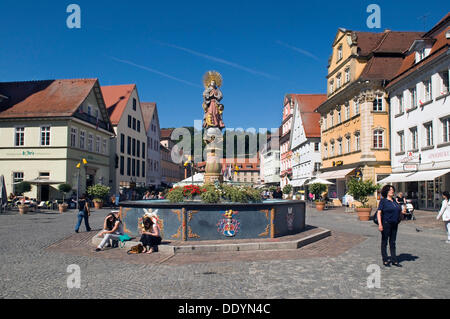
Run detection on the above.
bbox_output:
[0,1,447,130]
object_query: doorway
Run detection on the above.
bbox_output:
[41,185,49,201]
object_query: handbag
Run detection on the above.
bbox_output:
[127,243,144,254]
[118,234,131,248]
[372,210,380,225]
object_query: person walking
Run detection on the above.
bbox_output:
[377,185,405,267]
[74,194,91,233]
[436,191,450,244]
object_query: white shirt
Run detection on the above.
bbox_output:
[437,199,450,222]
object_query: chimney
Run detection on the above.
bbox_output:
[384,29,391,33]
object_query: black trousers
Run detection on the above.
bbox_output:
[381,221,399,262]
[140,234,162,248]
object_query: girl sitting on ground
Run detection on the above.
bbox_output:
[95,212,124,252]
[140,216,161,254]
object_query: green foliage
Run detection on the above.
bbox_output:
[347,178,380,207]
[268,186,277,193]
[200,184,221,203]
[309,183,327,201]
[58,184,72,201]
[282,184,292,195]
[16,182,32,195]
[166,187,185,203]
[87,184,111,202]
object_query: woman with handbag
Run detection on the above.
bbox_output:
[436,191,450,244]
[377,185,406,267]
[95,212,124,252]
[74,194,91,233]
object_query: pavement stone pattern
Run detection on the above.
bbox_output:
[0,205,449,299]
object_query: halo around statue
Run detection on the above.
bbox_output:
[203,71,223,88]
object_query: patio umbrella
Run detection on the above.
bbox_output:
[0,175,7,212]
[306,177,335,185]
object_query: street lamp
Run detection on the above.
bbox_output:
[76,158,88,210]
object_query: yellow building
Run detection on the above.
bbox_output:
[315,29,423,203]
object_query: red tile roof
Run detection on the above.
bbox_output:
[101,84,136,125]
[141,102,157,133]
[291,94,326,138]
[0,79,98,118]
[387,24,450,89]
[160,128,174,139]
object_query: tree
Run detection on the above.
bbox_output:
[347,178,380,208]
[282,184,292,195]
[16,182,32,195]
[309,183,327,201]
[58,184,72,202]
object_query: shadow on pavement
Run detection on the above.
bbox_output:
[397,253,419,263]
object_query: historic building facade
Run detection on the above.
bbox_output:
[280,94,295,188]
[315,28,423,202]
[102,84,148,193]
[0,79,115,201]
[141,102,162,188]
[289,94,326,195]
[381,13,450,210]
[260,129,280,186]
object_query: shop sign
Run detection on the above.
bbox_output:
[403,164,418,171]
[400,152,419,163]
[427,150,450,160]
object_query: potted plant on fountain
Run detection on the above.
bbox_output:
[16,181,32,215]
[347,178,379,221]
[282,184,293,199]
[57,184,72,213]
[309,183,327,211]
[87,184,111,209]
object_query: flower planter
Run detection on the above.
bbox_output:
[94,201,103,209]
[315,202,325,211]
[356,207,372,221]
[58,204,68,213]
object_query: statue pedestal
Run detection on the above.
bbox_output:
[204,128,224,184]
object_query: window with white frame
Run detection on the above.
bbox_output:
[336,74,342,89]
[324,144,328,158]
[355,133,360,151]
[13,172,24,194]
[410,127,418,150]
[398,131,405,152]
[345,103,350,120]
[424,122,433,147]
[102,138,107,154]
[70,128,77,148]
[15,127,24,146]
[409,87,417,109]
[322,117,327,130]
[442,118,450,143]
[330,111,334,127]
[88,134,93,152]
[79,131,85,149]
[345,68,350,83]
[398,94,404,114]
[346,136,351,153]
[329,80,334,94]
[338,139,342,155]
[354,99,360,115]
[337,44,343,61]
[40,126,50,146]
[314,142,320,152]
[373,129,384,149]
[330,142,335,157]
[439,70,449,95]
[423,79,432,102]
[95,136,101,153]
[337,109,341,124]
[373,97,383,112]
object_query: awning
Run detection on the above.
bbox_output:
[23,178,64,185]
[403,169,450,182]
[378,173,411,184]
[290,178,308,187]
[318,168,355,180]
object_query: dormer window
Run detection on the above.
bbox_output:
[337,44,343,61]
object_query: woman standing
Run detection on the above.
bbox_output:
[377,185,405,267]
[140,217,162,254]
[74,194,91,233]
[436,191,450,244]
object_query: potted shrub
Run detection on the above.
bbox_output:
[282,184,293,199]
[57,184,72,213]
[309,183,327,211]
[347,178,380,221]
[15,182,32,215]
[87,184,111,209]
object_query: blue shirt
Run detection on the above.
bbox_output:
[378,198,401,223]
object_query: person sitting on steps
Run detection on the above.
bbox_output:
[140,216,162,254]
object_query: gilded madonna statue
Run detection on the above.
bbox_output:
[202,71,225,130]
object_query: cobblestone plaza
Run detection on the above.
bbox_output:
[0,206,448,299]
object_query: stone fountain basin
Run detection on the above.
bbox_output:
[118,200,306,241]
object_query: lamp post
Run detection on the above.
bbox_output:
[76,158,88,210]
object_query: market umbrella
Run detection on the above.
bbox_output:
[306,177,335,185]
[0,175,7,212]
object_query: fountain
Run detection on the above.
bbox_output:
[114,71,307,242]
